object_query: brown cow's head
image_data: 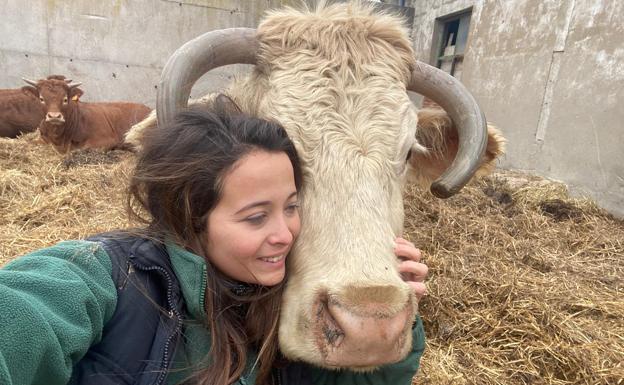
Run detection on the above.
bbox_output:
[22,78,83,125]
[153,3,505,370]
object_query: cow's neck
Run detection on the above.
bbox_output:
[63,102,81,143]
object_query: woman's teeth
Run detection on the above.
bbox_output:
[261,255,284,263]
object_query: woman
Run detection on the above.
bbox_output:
[0,99,427,385]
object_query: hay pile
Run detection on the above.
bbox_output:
[1,134,622,384]
[0,133,133,262]
[406,174,624,384]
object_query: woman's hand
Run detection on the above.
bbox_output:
[394,237,428,300]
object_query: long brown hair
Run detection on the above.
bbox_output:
[127,97,302,385]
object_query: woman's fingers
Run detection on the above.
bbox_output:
[394,237,428,299]
[398,260,428,282]
[394,239,422,262]
[408,281,427,300]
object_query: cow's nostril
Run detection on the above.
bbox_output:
[45,112,64,123]
[316,295,345,347]
[322,322,345,347]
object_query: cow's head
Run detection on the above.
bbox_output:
[154,3,504,369]
[22,78,83,125]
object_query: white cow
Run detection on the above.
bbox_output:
[127,2,505,369]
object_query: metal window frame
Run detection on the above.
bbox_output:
[430,7,472,77]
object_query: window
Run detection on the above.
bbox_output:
[432,9,472,79]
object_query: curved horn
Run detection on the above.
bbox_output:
[157,28,258,128]
[68,82,83,89]
[22,78,38,87]
[408,62,488,199]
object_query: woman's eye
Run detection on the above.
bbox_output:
[245,213,267,225]
[285,202,300,215]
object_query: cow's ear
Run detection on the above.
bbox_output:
[21,86,38,98]
[214,93,243,115]
[69,87,84,100]
[406,108,506,187]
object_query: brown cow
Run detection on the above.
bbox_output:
[0,87,45,138]
[0,75,77,138]
[22,78,151,153]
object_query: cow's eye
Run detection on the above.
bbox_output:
[63,97,68,104]
[39,96,44,103]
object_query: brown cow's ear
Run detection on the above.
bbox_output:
[214,93,243,115]
[21,86,38,97]
[69,88,84,100]
[406,108,506,188]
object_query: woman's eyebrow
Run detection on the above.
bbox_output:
[235,192,298,214]
[236,201,270,214]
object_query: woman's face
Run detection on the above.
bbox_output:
[204,150,301,286]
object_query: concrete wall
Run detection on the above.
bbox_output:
[2,0,622,216]
[0,0,286,107]
[411,0,624,218]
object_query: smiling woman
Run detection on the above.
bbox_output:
[125,96,305,384]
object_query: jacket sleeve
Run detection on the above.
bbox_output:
[0,241,118,385]
[304,316,426,385]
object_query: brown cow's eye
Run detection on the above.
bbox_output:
[39,97,44,103]
[63,97,68,104]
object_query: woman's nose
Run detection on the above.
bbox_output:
[268,216,294,245]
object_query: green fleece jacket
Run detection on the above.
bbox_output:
[0,240,425,385]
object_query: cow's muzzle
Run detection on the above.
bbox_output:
[45,112,65,124]
[314,286,414,368]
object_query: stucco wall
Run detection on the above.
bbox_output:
[411,0,624,218]
[0,0,285,107]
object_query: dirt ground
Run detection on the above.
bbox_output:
[1,133,622,384]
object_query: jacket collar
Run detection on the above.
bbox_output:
[166,241,207,321]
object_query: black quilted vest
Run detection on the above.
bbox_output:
[69,233,183,385]
[68,233,311,385]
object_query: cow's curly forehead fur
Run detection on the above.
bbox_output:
[257,3,414,75]
[38,79,68,93]
[249,2,417,177]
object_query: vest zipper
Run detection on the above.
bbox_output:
[199,264,207,313]
[130,261,182,385]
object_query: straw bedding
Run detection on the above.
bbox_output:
[1,133,622,384]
